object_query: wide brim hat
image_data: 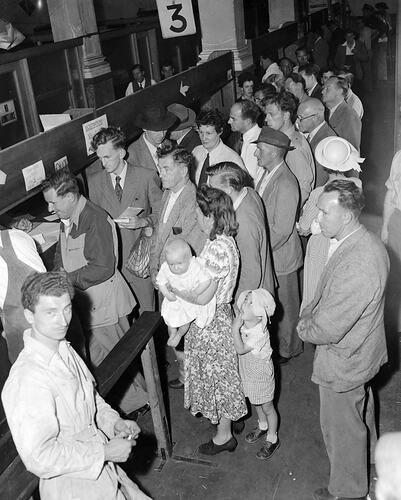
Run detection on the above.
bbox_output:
[135,102,178,131]
[252,126,295,150]
[315,136,364,172]
[167,103,196,131]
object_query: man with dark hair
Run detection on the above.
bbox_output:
[192,109,244,186]
[334,29,369,82]
[298,179,389,500]
[160,60,175,80]
[254,127,303,363]
[125,63,156,95]
[294,46,310,72]
[237,72,255,101]
[285,72,310,103]
[88,126,162,313]
[310,27,329,71]
[279,57,294,78]
[150,141,206,389]
[207,161,275,299]
[42,169,146,415]
[167,103,201,154]
[2,271,150,500]
[227,99,262,179]
[299,63,323,100]
[337,71,364,118]
[322,76,362,150]
[264,90,315,205]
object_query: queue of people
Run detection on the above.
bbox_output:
[0,11,396,500]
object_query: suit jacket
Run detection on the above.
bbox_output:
[258,163,303,275]
[334,40,369,80]
[179,128,202,153]
[309,121,338,187]
[127,135,157,172]
[235,188,276,297]
[298,226,389,392]
[87,163,162,283]
[328,100,362,151]
[312,37,329,71]
[310,83,323,101]
[150,180,207,280]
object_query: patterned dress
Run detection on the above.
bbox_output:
[184,234,247,424]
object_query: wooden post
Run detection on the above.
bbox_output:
[141,338,172,459]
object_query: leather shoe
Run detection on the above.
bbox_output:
[313,487,367,500]
[122,403,150,421]
[245,427,268,443]
[232,420,245,434]
[168,378,184,389]
[198,436,237,455]
[256,438,280,460]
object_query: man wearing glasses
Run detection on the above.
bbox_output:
[297,98,337,187]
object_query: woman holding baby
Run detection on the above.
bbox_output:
[166,185,247,455]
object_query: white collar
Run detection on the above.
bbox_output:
[243,124,260,142]
[233,187,248,210]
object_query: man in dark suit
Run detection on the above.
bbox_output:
[254,127,303,363]
[297,98,338,187]
[150,141,207,389]
[125,64,156,96]
[127,102,177,172]
[322,76,362,151]
[299,63,323,100]
[89,126,162,313]
[167,103,201,154]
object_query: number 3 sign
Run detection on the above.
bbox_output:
[156,0,197,39]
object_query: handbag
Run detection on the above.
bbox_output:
[125,227,152,278]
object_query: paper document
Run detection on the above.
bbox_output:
[22,160,45,191]
[40,114,71,131]
[114,207,143,223]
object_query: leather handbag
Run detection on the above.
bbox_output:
[125,227,152,278]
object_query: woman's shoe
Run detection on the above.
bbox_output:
[198,436,237,455]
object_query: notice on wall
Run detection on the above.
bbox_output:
[39,113,71,132]
[22,160,45,192]
[82,114,108,156]
[54,155,68,171]
[156,0,196,39]
[0,99,17,126]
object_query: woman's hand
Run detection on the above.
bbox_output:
[168,283,197,304]
[232,305,243,331]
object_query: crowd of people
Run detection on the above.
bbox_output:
[0,4,398,500]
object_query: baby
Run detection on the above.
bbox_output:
[156,238,216,347]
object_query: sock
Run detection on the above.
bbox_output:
[258,420,268,431]
[266,432,278,444]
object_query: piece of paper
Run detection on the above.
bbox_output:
[0,169,6,184]
[114,206,143,223]
[82,114,108,156]
[0,99,17,126]
[22,160,45,191]
[39,114,71,131]
[54,155,68,171]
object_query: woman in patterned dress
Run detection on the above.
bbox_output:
[168,186,247,454]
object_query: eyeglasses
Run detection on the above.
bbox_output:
[296,113,316,122]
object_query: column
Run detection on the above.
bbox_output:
[47,0,115,107]
[197,0,253,72]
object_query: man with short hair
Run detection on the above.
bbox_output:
[192,109,244,186]
[127,102,177,172]
[334,29,369,82]
[285,72,310,103]
[227,100,262,179]
[207,162,275,298]
[297,97,337,187]
[2,271,150,500]
[298,180,389,500]
[322,76,362,150]
[167,103,201,155]
[254,127,303,363]
[337,71,364,119]
[265,91,315,205]
[125,63,156,96]
[294,46,310,72]
[161,61,175,80]
[88,126,162,313]
[150,142,207,389]
[42,170,146,415]
[299,63,323,100]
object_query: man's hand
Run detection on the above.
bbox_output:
[104,437,135,463]
[117,215,147,230]
[114,418,141,440]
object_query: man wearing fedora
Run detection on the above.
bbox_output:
[167,103,201,154]
[127,102,177,173]
[254,126,303,364]
[88,126,162,314]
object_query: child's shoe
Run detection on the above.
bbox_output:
[256,438,280,460]
[245,427,268,443]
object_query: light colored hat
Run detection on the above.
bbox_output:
[262,62,284,83]
[237,288,276,329]
[315,136,364,172]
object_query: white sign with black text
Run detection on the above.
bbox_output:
[156,0,196,39]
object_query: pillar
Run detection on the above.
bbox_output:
[197,0,253,72]
[47,0,115,107]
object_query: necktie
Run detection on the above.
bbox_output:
[237,134,244,155]
[115,176,123,202]
[198,153,210,186]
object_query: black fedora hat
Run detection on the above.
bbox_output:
[135,102,178,131]
[252,126,295,150]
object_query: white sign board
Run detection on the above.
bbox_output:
[156,0,196,39]
[82,114,108,156]
[0,99,17,126]
[22,160,46,192]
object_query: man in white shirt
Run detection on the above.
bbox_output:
[192,109,244,186]
[337,71,364,119]
[227,100,262,179]
[125,64,156,96]
[127,102,177,172]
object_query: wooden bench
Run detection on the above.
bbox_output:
[0,311,170,500]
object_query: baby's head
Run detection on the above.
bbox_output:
[165,238,192,275]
